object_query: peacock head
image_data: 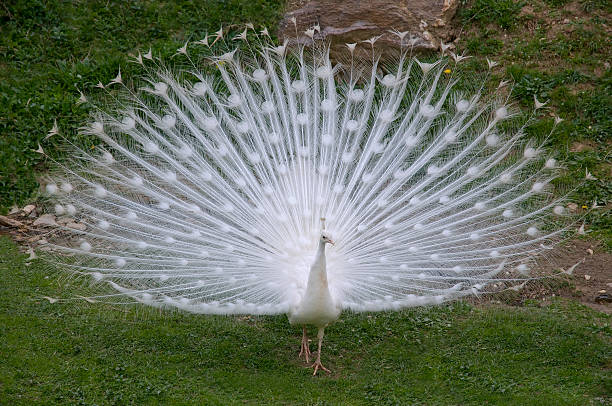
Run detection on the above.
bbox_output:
[320,232,335,246]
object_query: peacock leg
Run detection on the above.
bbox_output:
[298,325,311,362]
[311,327,331,375]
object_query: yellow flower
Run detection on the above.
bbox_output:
[581,205,588,209]
[444,69,451,74]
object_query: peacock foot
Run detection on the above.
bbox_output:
[310,357,331,375]
[299,341,312,363]
[298,326,311,362]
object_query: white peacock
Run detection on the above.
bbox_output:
[44,27,568,374]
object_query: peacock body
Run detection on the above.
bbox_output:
[44,29,567,373]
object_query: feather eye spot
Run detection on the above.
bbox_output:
[346,120,359,132]
[121,116,136,130]
[252,68,268,82]
[315,66,332,79]
[382,74,397,87]
[291,80,306,92]
[161,115,176,129]
[495,106,508,120]
[486,134,499,146]
[192,82,208,96]
[94,185,107,197]
[236,121,250,134]
[444,130,457,143]
[60,182,73,193]
[153,82,168,95]
[144,141,159,154]
[296,113,308,125]
[474,202,486,211]
[379,109,394,122]
[320,98,335,112]
[261,100,275,114]
[46,184,58,195]
[456,99,470,112]
[532,182,545,193]
[66,204,76,215]
[348,88,364,102]
[420,104,436,118]
[102,151,114,164]
[524,147,537,159]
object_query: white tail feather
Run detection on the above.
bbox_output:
[45,35,568,314]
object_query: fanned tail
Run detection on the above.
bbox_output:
[45,30,570,313]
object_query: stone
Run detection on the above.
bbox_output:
[279,0,459,58]
[22,204,36,215]
[32,214,57,227]
[66,222,87,231]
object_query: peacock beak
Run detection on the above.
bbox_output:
[329,239,335,246]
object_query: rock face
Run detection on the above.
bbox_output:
[279,0,459,56]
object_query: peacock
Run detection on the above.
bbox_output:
[43,26,569,375]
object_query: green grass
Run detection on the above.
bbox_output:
[1,2,611,403]
[1,236,610,405]
[0,0,283,210]
[457,0,611,248]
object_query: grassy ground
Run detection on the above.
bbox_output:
[1,236,610,405]
[1,1,611,405]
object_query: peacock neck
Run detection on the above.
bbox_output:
[306,240,328,291]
